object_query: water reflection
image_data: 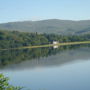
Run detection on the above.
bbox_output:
[1,44,90,90]
[0,44,90,70]
[53,45,59,49]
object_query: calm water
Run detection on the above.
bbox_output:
[0,45,90,90]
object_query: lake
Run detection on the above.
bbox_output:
[0,45,90,90]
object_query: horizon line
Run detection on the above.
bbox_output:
[0,18,90,24]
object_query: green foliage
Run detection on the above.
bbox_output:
[0,30,90,49]
[0,74,22,90]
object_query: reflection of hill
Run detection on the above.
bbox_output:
[0,45,90,70]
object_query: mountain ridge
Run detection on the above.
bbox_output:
[0,19,90,35]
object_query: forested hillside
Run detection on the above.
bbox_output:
[0,19,90,35]
[0,30,90,49]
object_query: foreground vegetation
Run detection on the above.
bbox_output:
[0,74,22,90]
[0,30,90,49]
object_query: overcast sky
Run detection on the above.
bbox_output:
[0,0,90,23]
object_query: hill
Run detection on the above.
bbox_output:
[0,19,90,35]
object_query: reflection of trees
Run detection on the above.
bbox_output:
[0,44,90,68]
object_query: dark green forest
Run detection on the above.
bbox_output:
[0,30,90,49]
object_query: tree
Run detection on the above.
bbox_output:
[0,74,22,90]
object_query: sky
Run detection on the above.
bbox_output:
[0,0,90,23]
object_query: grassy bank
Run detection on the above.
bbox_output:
[1,41,90,50]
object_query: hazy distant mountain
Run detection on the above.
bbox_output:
[0,19,90,35]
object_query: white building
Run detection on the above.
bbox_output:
[53,41,59,44]
[53,41,59,49]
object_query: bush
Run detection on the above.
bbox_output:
[0,74,22,90]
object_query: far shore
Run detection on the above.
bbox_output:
[0,41,90,51]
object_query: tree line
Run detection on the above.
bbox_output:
[0,30,90,49]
